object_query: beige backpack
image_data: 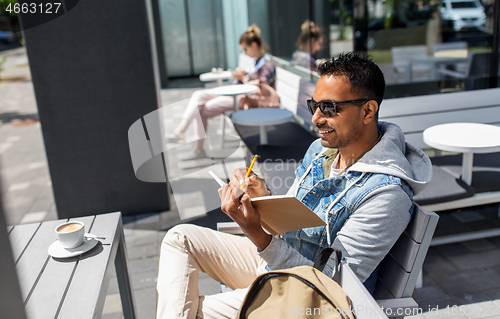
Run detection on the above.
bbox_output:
[237,249,356,319]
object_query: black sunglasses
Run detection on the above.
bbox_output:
[307,99,374,117]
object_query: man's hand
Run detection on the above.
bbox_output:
[230,168,270,198]
[218,183,272,251]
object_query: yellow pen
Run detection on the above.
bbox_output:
[240,155,258,189]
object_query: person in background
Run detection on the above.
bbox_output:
[290,20,324,71]
[166,25,275,160]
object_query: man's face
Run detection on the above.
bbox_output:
[311,75,366,149]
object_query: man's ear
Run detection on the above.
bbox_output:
[363,100,379,124]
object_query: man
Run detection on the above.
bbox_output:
[156,52,432,319]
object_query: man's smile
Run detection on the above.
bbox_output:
[317,126,335,135]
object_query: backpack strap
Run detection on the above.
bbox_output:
[313,248,342,283]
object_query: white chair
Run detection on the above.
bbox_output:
[437,52,494,90]
[391,45,433,83]
[219,54,256,147]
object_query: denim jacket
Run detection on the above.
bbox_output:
[258,122,433,292]
[283,141,414,262]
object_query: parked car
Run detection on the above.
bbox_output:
[440,0,486,31]
[0,30,15,43]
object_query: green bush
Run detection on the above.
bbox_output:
[0,56,6,73]
[0,0,18,17]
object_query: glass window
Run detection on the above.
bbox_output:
[245,0,498,97]
[155,0,498,95]
[451,1,479,9]
[362,0,496,97]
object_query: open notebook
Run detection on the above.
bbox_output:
[208,171,325,235]
[251,195,326,235]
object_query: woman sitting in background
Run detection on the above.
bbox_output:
[290,20,324,71]
[167,25,276,160]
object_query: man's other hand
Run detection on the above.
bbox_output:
[230,168,270,198]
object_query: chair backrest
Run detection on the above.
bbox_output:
[271,55,292,69]
[274,66,317,132]
[391,45,428,69]
[432,41,468,58]
[271,55,319,80]
[463,52,500,90]
[468,52,492,77]
[275,66,301,114]
[373,204,439,299]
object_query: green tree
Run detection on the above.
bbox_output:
[0,0,18,17]
[330,0,352,40]
[0,56,6,76]
[0,0,20,33]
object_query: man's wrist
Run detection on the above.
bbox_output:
[255,233,272,252]
[245,227,272,251]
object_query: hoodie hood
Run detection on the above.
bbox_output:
[343,121,432,195]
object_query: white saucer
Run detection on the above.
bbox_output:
[48,236,99,258]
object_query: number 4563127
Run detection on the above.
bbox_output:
[5,2,62,14]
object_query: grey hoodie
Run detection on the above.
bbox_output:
[258,121,433,282]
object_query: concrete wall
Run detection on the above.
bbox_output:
[21,0,169,218]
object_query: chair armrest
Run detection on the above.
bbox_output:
[217,222,244,235]
[436,68,466,79]
[377,297,419,315]
[340,262,390,319]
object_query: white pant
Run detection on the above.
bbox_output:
[182,90,243,140]
[156,224,268,319]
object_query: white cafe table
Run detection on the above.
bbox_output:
[423,123,500,185]
[199,70,233,87]
[209,84,258,112]
[7,212,136,319]
[231,108,294,145]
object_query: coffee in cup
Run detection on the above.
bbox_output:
[57,223,82,233]
[55,221,85,249]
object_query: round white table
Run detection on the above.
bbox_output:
[209,84,259,112]
[199,70,233,87]
[423,122,500,185]
[231,108,294,145]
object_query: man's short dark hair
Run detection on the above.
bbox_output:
[317,52,385,109]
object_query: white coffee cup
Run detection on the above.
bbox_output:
[55,221,85,249]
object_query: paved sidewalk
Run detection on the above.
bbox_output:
[1,47,500,319]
